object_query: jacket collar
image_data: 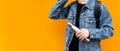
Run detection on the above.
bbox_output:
[85,0,95,10]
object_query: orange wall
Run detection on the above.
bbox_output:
[0,0,120,51]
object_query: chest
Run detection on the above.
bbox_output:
[67,5,96,28]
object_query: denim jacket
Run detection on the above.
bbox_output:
[49,0,114,51]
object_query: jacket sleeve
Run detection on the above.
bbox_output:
[49,0,71,19]
[88,4,114,40]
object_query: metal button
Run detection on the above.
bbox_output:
[81,13,84,16]
[91,35,94,38]
[90,20,93,23]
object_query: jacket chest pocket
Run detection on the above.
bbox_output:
[84,16,96,28]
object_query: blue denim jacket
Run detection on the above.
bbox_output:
[49,0,114,51]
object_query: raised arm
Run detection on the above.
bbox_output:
[49,0,71,19]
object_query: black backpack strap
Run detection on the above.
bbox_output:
[94,0,101,28]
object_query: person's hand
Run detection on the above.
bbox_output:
[75,28,89,41]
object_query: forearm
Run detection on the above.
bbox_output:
[49,0,68,19]
[89,26,114,40]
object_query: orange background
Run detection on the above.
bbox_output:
[0,0,120,51]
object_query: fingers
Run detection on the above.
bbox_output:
[78,31,86,41]
[75,30,84,40]
[76,30,81,36]
[76,30,83,37]
[75,28,89,41]
[78,32,84,40]
[80,35,86,41]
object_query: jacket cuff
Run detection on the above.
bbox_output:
[88,29,96,39]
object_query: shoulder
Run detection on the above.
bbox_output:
[100,3,108,11]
